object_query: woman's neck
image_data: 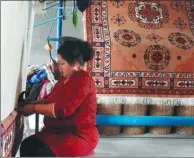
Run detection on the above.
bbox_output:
[66,69,80,79]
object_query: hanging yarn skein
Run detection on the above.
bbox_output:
[73,0,78,28]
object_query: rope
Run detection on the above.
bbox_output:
[46,1,67,60]
[63,0,66,20]
[47,9,57,40]
[47,9,58,60]
[46,0,58,5]
[42,3,58,10]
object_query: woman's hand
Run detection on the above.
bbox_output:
[18,100,30,107]
[15,104,35,116]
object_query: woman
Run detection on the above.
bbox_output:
[18,39,99,157]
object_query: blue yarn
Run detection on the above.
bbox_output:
[27,70,47,83]
[39,71,47,80]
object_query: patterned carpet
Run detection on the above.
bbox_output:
[86,0,194,105]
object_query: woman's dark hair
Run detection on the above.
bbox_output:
[57,38,94,66]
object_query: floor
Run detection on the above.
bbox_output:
[89,136,194,157]
[16,117,194,157]
[16,133,194,157]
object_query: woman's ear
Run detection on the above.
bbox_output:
[72,61,79,69]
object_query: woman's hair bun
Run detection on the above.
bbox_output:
[58,36,94,65]
[79,41,94,62]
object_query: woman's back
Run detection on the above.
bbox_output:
[43,70,97,134]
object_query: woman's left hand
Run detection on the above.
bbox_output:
[15,104,35,116]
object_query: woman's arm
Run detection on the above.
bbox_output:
[17,86,58,117]
[18,75,91,118]
[29,99,50,105]
[17,102,56,118]
[16,79,63,117]
[32,75,91,118]
[53,75,91,118]
[18,99,50,109]
[34,102,56,118]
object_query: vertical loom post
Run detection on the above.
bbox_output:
[56,0,63,53]
[35,114,39,133]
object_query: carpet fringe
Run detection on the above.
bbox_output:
[96,96,194,106]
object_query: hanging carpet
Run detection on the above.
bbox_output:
[85,0,194,105]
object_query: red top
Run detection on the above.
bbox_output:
[36,70,99,157]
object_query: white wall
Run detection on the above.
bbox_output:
[1,1,84,125]
[1,1,29,120]
[30,1,85,65]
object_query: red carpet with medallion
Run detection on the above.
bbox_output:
[86,0,194,105]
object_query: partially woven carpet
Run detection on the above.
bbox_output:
[86,0,194,106]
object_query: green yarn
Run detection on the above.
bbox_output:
[73,8,78,28]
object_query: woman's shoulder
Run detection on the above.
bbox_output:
[55,77,66,86]
[57,76,66,82]
[72,70,96,91]
[73,70,93,81]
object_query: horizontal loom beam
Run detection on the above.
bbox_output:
[96,115,194,126]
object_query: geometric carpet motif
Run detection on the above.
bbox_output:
[86,0,194,98]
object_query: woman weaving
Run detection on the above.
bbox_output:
[18,39,99,157]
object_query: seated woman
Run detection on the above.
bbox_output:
[18,39,99,157]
